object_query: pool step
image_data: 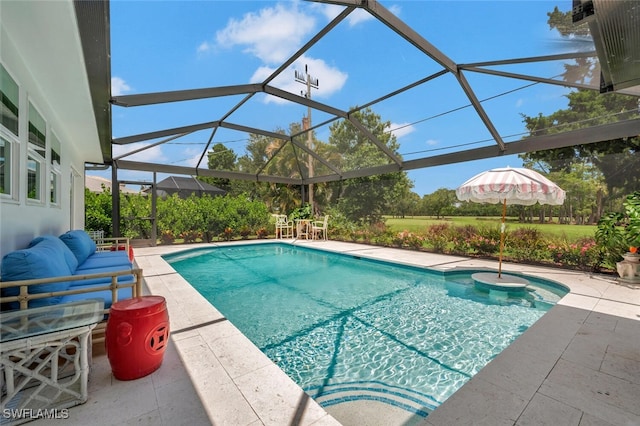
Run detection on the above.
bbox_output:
[308,380,439,418]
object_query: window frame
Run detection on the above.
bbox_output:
[26,101,46,204]
[0,64,20,201]
[49,131,61,207]
[0,129,18,201]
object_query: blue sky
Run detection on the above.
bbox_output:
[98,0,582,196]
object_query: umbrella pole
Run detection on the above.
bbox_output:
[498,198,506,278]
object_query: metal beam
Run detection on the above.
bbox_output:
[288,137,344,176]
[114,132,188,161]
[402,118,640,171]
[111,84,262,107]
[113,121,219,145]
[219,122,289,141]
[357,70,449,112]
[463,67,597,91]
[117,160,302,185]
[262,5,354,87]
[263,85,348,118]
[456,70,506,150]
[460,51,597,68]
[362,0,458,73]
[347,116,403,166]
[115,118,640,185]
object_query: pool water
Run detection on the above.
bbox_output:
[165,243,567,417]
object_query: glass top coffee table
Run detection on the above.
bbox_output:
[0,299,104,425]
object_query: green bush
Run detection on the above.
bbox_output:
[595,191,640,268]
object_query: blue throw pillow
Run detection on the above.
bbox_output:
[1,240,74,307]
[59,230,97,265]
[29,235,79,272]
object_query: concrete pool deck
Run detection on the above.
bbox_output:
[31,240,640,426]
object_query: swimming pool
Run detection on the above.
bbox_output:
[164,243,567,418]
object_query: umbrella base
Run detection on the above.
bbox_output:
[472,272,530,294]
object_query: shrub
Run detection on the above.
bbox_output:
[393,230,425,250]
[424,223,450,253]
[547,237,598,270]
[240,227,251,239]
[367,222,394,245]
[449,225,477,254]
[160,230,175,244]
[467,234,500,255]
[596,191,640,269]
[507,227,547,261]
[180,230,201,243]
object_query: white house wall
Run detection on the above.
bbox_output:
[0,1,102,257]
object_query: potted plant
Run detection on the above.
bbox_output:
[623,246,639,263]
[597,192,640,283]
[596,191,640,267]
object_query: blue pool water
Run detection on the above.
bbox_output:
[164,243,567,417]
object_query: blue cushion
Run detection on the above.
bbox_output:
[59,230,97,265]
[60,285,134,309]
[70,265,134,287]
[1,240,74,308]
[76,251,132,271]
[29,235,79,272]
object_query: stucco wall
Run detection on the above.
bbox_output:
[1,22,87,257]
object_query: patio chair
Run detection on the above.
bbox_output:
[275,214,293,239]
[311,215,329,240]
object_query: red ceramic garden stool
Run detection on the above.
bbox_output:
[106,296,169,380]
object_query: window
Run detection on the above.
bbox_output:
[1,64,19,198]
[1,64,19,137]
[0,136,12,195]
[50,133,61,205]
[27,102,46,202]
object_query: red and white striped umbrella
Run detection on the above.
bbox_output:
[455,167,565,206]
[456,167,565,277]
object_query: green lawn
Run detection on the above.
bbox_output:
[385,216,596,240]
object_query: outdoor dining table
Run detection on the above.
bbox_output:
[295,219,312,239]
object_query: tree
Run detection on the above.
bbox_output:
[518,7,640,219]
[236,127,304,214]
[204,143,237,192]
[327,107,413,223]
[85,187,114,236]
[422,188,456,219]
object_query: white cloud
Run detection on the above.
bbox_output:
[388,4,402,18]
[515,98,524,108]
[113,143,167,163]
[386,122,415,139]
[315,3,377,26]
[250,56,348,104]
[180,147,205,168]
[426,139,439,146]
[346,8,374,27]
[316,4,342,21]
[111,77,131,96]
[197,41,212,54]
[215,2,316,64]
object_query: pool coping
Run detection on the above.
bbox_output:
[133,240,640,426]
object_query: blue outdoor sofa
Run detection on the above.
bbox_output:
[0,230,143,341]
